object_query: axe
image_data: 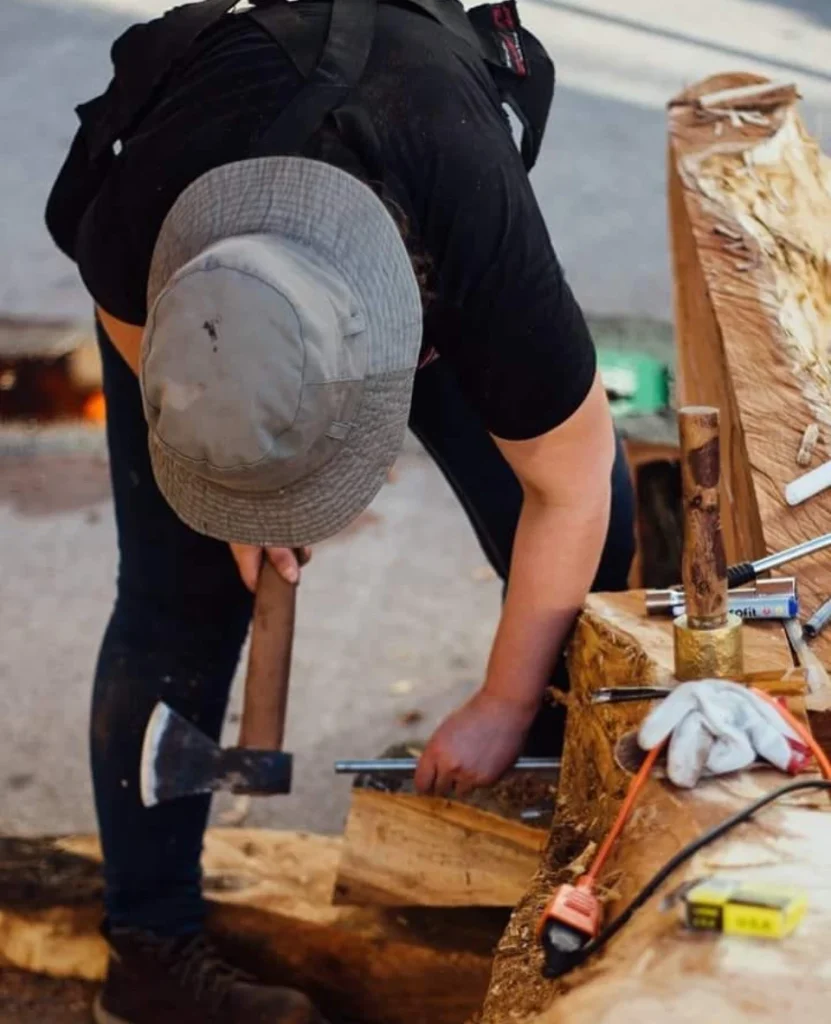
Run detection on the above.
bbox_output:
[140,557,297,807]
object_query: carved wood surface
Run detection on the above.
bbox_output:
[669,72,831,680]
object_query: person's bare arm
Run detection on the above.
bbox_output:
[415,372,616,795]
[485,371,614,709]
[96,305,143,374]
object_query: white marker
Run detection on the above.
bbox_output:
[785,458,831,507]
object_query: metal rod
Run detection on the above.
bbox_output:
[754,532,831,575]
[804,596,831,640]
[591,687,671,705]
[334,757,560,775]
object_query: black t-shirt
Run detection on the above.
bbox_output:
[49,2,596,441]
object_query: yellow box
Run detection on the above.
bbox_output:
[684,878,807,939]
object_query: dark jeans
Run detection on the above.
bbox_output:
[92,323,634,935]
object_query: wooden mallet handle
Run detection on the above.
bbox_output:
[238,557,297,750]
[679,406,728,629]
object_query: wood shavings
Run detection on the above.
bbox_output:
[797,423,821,466]
[684,109,831,433]
[564,840,597,879]
[696,79,799,112]
[697,107,771,130]
[714,223,744,242]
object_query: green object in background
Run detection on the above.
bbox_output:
[598,349,670,418]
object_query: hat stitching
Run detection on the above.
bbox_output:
[153,368,411,507]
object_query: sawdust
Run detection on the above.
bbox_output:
[0,969,93,1024]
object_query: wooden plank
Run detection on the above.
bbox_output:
[0,829,500,1024]
[668,72,831,681]
[334,751,557,907]
[334,789,549,907]
[480,592,828,1024]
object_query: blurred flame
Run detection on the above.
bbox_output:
[82,390,106,424]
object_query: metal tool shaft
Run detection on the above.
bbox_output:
[804,596,831,640]
[754,532,831,575]
[591,687,671,704]
[334,757,560,775]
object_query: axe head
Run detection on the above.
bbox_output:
[140,703,293,808]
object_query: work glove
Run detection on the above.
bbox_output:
[638,680,810,789]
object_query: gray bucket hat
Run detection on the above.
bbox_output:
[142,156,423,547]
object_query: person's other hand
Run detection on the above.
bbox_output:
[414,691,537,797]
[230,543,312,592]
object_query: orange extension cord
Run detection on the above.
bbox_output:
[752,687,831,780]
[584,741,665,885]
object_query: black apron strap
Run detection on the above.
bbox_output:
[249,0,378,156]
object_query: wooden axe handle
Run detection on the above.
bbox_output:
[238,557,297,750]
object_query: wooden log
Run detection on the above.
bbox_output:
[334,754,557,907]
[668,72,831,701]
[0,829,500,1024]
[478,591,831,1024]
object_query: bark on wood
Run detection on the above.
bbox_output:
[0,829,500,1024]
[479,591,827,1024]
[668,72,831,696]
[334,762,556,907]
[679,406,728,627]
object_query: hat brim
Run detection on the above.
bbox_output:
[145,157,422,547]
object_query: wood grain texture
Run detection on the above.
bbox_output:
[334,789,548,907]
[679,407,728,626]
[479,593,825,1024]
[0,829,499,1024]
[668,72,831,689]
[669,139,766,566]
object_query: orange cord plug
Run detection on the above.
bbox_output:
[537,740,665,974]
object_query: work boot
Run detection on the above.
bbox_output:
[93,928,329,1024]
